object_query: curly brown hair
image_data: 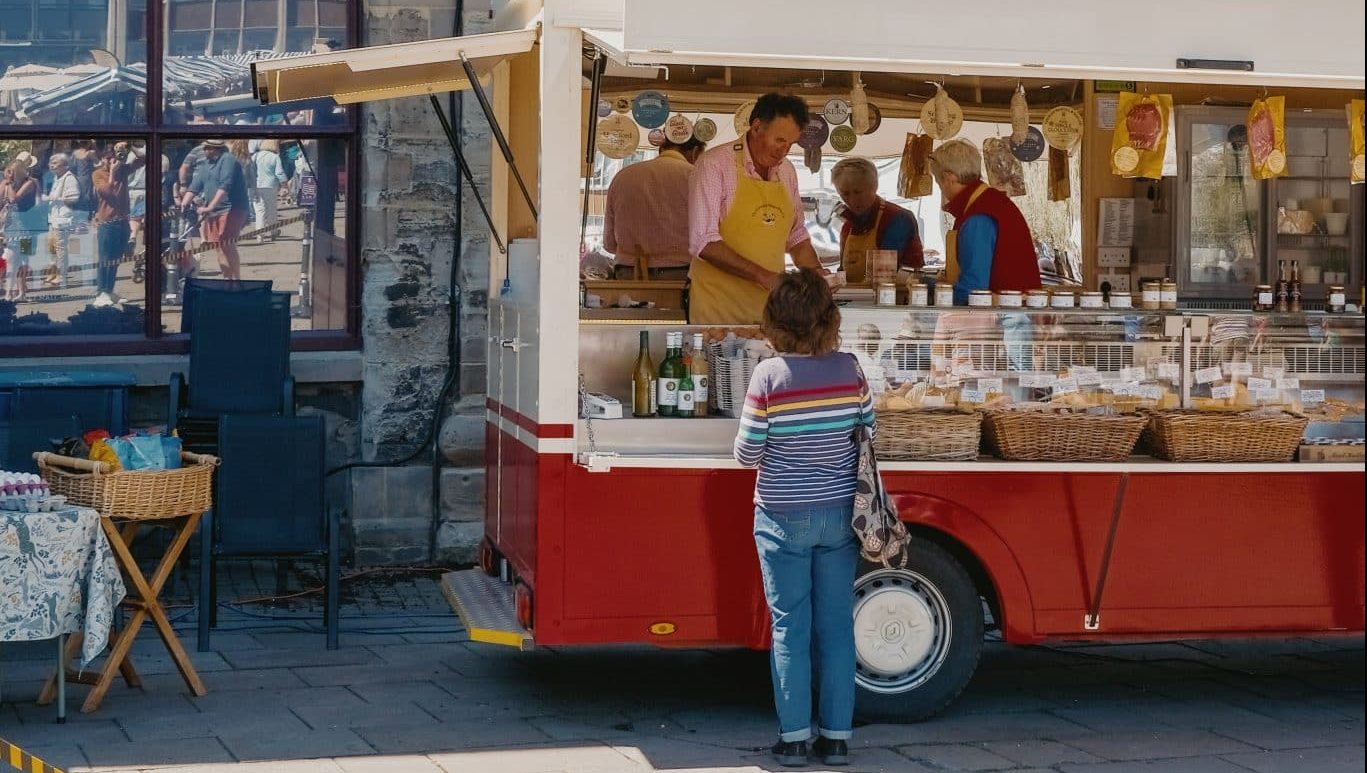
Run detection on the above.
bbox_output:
[761,269,841,355]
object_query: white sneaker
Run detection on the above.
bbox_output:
[92,292,115,308]
[107,291,122,304]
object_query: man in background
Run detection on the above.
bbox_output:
[603,136,706,280]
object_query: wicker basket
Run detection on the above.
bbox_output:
[983,411,1147,461]
[1144,410,1309,462]
[874,410,983,461]
[34,451,218,520]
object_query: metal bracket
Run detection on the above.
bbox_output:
[1084,614,1100,631]
[579,452,619,473]
[499,338,527,352]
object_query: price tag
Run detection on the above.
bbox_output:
[1052,377,1080,396]
[952,362,975,377]
[1195,366,1223,384]
[978,378,1004,394]
[1075,371,1103,387]
[1211,384,1237,400]
[1228,362,1254,377]
[1252,387,1281,403]
[1246,377,1272,391]
[1139,385,1166,401]
[933,374,960,388]
[921,395,947,409]
[1300,389,1326,406]
[1071,366,1098,376]
[1019,374,1057,388]
[1263,366,1285,380]
[1277,378,1301,391]
[1121,367,1147,382]
[1157,363,1180,380]
[1109,383,1135,396]
[895,370,919,382]
[960,389,987,404]
[932,356,951,372]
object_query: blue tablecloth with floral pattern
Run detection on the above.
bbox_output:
[0,506,126,666]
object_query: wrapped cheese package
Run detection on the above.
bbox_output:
[1110,91,1172,179]
[897,133,935,199]
[1047,146,1071,202]
[983,137,1026,197]
[1246,96,1288,180]
[1349,99,1365,184]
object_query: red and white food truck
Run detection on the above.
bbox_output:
[255,0,1366,719]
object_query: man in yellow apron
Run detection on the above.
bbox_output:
[687,93,826,325]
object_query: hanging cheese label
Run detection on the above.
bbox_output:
[692,117,717,143]
[797,115,830,150]
[823,98,851,126]
[595,113,640,159]
[1110,91,1171,179]
[1349,99,1365,184]
[1247,96,1288,180]
[859,103,882,135]
[830,125,858,153]
[630,91,670,129]
[734,99,756,136]
[920,86,963,140]
[647,128,666,147]
[664,114,694,144]
[612,97,631,114]
[1042,105,1083,151]
[596,99,612,118]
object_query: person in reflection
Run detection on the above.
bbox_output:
[928,139,1041,304]
[43,152,82,289]
[247,140,287,242]
[1,156,41,301]
[832,157,923,284]
[91,142,132,307]
[195,139,250,281]
[734,270,872,768]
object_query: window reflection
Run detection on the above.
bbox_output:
[1,140,148,334]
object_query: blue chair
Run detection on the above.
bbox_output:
[179,278,273,335]
[198,414,339,651]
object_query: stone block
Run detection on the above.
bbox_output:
[355,545,429,566]
[440,466,485,521]
[439,409,487,465]
[385,464,437,520]
[436,520,483,564]
[353,517,430,548]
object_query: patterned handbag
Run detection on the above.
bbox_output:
[851,423,911,568]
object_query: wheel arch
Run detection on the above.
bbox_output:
[891,491,1040,644]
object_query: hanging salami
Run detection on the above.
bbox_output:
[1009,85,1030,144]
[1110,91,1172,179]
[1246,96,1287,180]
[920,85,963,140]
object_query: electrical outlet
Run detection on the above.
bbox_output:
[1099,272,1131,293]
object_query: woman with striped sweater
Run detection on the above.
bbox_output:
[735,269,876,768]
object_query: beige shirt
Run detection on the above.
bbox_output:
[603,149,694,269]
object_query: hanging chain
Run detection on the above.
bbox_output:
[577,372,598,456]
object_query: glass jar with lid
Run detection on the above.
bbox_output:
[1079,291,1105,309]
[1141,281,1162,310]
[1050,290,1076,309]
[876,282,897,306]
[1253,284,1275,312]
[1159,279,1178,310]
[1108,292,1133,309]
[1026,289,1051,308]
[997,290,1024,308]
[1327,286,1347,313]
[968,290,995,307]
[909,283,929,307]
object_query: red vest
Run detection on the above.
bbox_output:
[945,183,1042,292]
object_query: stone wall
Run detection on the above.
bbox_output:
[352,0,495,565]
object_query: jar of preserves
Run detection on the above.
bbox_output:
[968,290,995,308]
[1253,284,1275,312]
[909,283,929,307]
[1328,286,1347,313]
[997,290,1024,308]
[1159,279,1178,310]
[1108,292,1133,309]
[1141,281,1162,310]
[934,283,954,307]
[1026,289,1051,308]
[1079,291,1105,309]
[876,282,897,306]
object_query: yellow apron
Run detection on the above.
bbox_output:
[840,205,885,284]
[689,143,794,325]
[943,183,989,286]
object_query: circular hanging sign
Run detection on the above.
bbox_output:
[856,103,882,135]
[596,99,612,118]
[647,128,666,147]
[734,99,756,136]
[692,117,718,143]
[631,91,670,129]
[822,98,851,126]
[920,95,963,140]
[797,115,830,151]
[1265,149,1287,175]
[664,114,694,144]
[1112,145,1140,174]
[1041,105,1083,151]
[612,96,631,114]
[830,125,858,153]
[596,113,640,159]
[1010,126,1046,162]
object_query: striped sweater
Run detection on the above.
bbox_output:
[733,352,877,511]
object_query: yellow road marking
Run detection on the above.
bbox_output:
[1,737,63,773]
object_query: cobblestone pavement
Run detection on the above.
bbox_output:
[2,565,1362,773]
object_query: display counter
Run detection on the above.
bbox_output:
[579,305,1365,464]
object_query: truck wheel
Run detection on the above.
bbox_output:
[853,539,984,722]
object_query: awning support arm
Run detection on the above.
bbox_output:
[430,94,507,255]
[460,52,538,221]
[580,50,605,251]
[1084,472,1129,631]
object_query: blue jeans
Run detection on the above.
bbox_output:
[754,503,858,743]
[96,220,130,295]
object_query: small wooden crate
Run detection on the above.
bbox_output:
[874,410,983,461]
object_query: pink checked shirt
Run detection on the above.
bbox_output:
[603,149,694,268]
[688,138,809,259]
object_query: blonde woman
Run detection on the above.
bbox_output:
[248,139,286,241]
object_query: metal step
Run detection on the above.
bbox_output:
[440,569,534,651]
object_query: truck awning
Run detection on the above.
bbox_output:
[251,27,538,105]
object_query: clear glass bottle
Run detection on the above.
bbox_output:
[690,333,710,417]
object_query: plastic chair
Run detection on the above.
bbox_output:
[2,415,81,473]
[179,278,273,335]
[198,414,339,651]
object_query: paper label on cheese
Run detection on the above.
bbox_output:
[960,389,987,404]
[1075,371,1103,387]
[1225,362,1254,377]
[1211,384,1237,400]
[1247,377,1273,391]
[1053,378,1080,396]
[1252,387,1281,402]
[1277,378,1301,390]
[1157,362,1180,380]
[1300,389,1326,405]
[1138,385,1166,400]
[1120,367,1147,382]
[1195,366,1222,384]
[1019,374,1057,388]
[921,395,948,409]
[933,374,960,388]
[978,378,1004,394]
[1263,367,1285,380]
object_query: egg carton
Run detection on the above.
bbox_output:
[0,494,68,513]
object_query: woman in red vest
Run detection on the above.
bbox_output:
[928,140,1042,304]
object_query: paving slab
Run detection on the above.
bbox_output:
[218,727,376,761]
[895,741,1019,770]
[1057,757,1255,773]
[1060,728,1260,761]
[979,739,1107,767]
[1220,745,1367,773]
[352,717,550,754]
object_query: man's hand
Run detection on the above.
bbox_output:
[757,271,782,291]
[196,206,211,216]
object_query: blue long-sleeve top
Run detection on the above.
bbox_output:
[953,214,997,306]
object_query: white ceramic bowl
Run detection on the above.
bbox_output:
[1324,213,1350,236]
